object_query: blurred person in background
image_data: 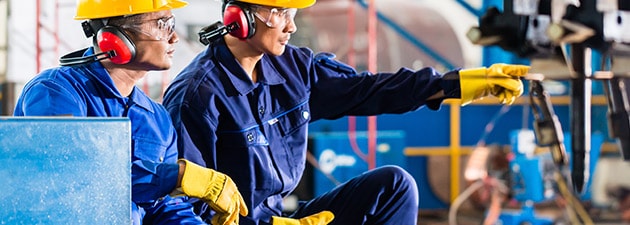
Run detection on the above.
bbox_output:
[13,0,248,224]
[163,0,530,224]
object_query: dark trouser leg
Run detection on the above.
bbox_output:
[291,165,419,225]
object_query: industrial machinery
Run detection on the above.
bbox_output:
[452,80,604,225]
[458,0,630,224]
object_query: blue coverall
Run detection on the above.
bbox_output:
[162,38,461,225]
[14,47,205,225]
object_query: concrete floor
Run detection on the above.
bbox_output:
[416,208,630,225]
[418,209,490,225]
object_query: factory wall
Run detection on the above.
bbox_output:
[1,0,617,212]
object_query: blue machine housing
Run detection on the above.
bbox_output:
[509,129,604,202]
[499,129,604,225]
[309,131,407,197]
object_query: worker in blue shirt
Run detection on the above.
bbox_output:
[13,0,248,224]
[162,0,530,224]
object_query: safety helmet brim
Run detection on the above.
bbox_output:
[235,0,315,9]
[75,0,189,20]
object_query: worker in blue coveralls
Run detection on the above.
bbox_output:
[162,0,530,224]
[13,0,249,224]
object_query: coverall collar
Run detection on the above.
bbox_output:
[213,39,286,96]
[84,47,154,113]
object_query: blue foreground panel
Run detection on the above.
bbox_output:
[0,117,131,224]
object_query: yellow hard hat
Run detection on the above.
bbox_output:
[233,0,315,9]
[75,0,189,20]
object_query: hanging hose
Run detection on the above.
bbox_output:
[475,104,513,147]
[449,178,509,225]
[449,180,485,225]
[306,151,341,186]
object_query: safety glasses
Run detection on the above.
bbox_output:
[251,6,297,28]
[121,15,176,41]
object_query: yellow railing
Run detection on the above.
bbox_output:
[402,95,611,204]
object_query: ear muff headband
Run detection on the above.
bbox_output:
[97,26,136,64]
[59,48,110,66]
[59,21,137,66]
[223,1,256,39]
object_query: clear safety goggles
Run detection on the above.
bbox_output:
[251,6,297,28]
[121,15,176,41]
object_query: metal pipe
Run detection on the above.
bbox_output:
[602,76,630,160]
[0,0,11,115]
[1,82,14,115]
[569,44,592,194]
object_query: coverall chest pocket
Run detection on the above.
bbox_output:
[272,103,310,179]
[132,137,169,163]
[217,127,277,197]
[274,102,310,137]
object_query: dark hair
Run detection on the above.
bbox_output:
[107,14,144,27]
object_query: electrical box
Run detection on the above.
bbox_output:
[0,117,132,224]
[308,130,406,197]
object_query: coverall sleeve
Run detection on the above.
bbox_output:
[17,79,86,116]
[308,52,461,121]
[130,128,202,223]
[131,146,179,205]
[128,104,185,208]
[175,97,218,169]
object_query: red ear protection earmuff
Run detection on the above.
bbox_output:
[223,1,256,39]
[59,20,137,66]
[96,26,136,64]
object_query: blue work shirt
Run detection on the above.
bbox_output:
[162,38,460,224]
[14,47,198,224]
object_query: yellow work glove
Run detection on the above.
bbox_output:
[458,63,530,105]
[177,159,248,225]
[272,211,335,225]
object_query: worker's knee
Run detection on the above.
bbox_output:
[370,165,418,195]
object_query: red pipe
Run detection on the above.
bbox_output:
[36,0,41,73]
[143,77,149,94]
[347,0,369,163]
[161,71,169,102]
[367,0,377,170]
[347,0,356,67]
[55,0,60,59]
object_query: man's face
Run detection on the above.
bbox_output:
[120,10,179,70]
[247,5,298,56]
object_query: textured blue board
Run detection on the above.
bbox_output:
[0,117,131,224]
